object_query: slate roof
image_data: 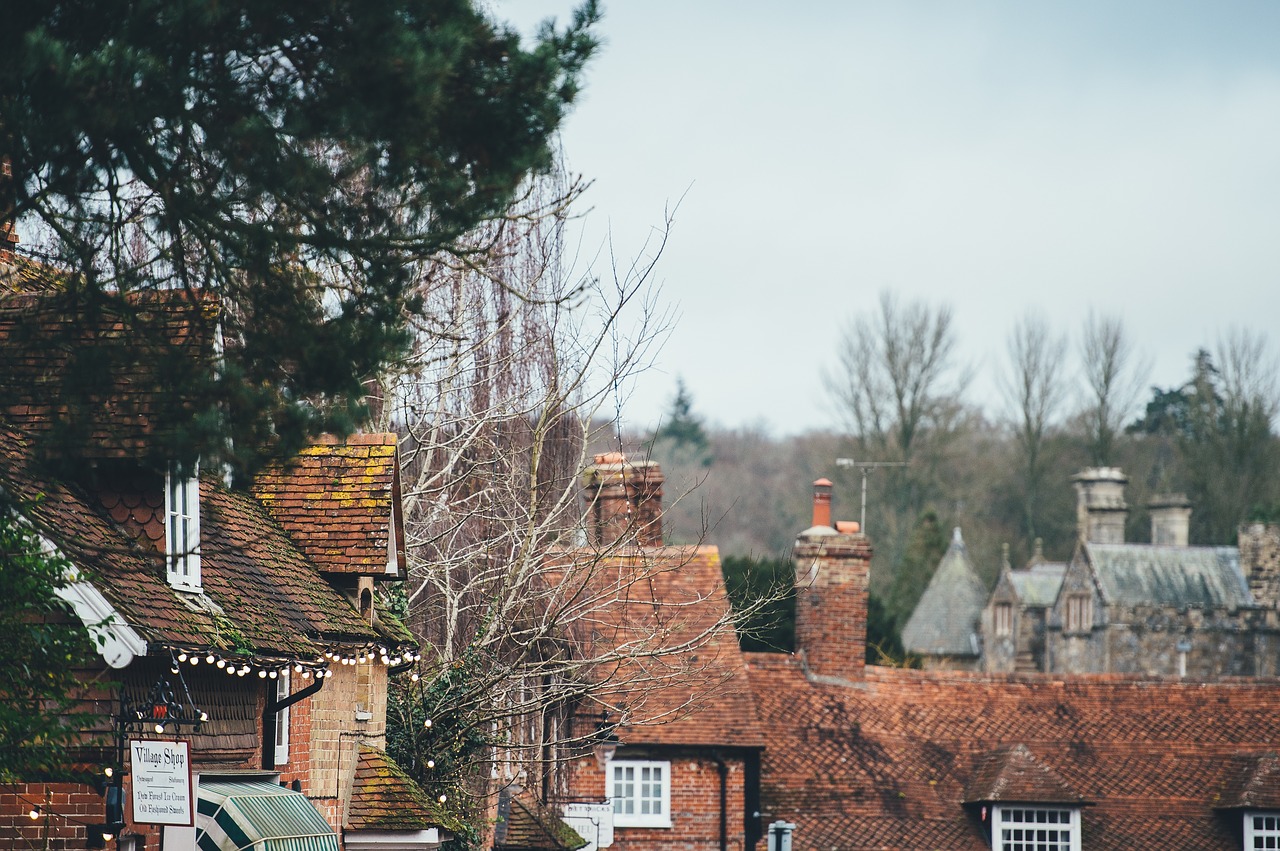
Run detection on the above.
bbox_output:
[347,745,459,834]
[252,433,405,578]
[745,656,1280,850]
[901,529,988,657]
[1086,543,1251,609]
[1009,562,1066,607]
[564,545,764,750]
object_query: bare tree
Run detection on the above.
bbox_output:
[824,291,970,618]
[368,169,752,824]
[1002,312,1068,543]
[1080,311,1148,466]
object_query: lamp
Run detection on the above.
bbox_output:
[591,712,620,768]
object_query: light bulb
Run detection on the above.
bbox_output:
[189,656,199,665]
[294,664,303,673]
[238,668,248,677]
[177,652,188,662]
[438,794,447,803]
[199,711,209,722]
[258,670,267,679]
[269,670,278,679]
[205,654,215,664]
[154,723,165,734]
[301,670,311,679]
[104,767,113,778]
[424,719,432,728]
[216,659,227,669]
[28,806,40,820]
[427,759,435,769]
[410,673,420,682]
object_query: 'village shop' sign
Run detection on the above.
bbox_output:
[130,740,194,826]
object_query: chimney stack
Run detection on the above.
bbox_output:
[1240,523,1280,609]
[1071,467,1128,544]
[793,478,872,684]
[582,453,664,548]
[1148,494,1192,546]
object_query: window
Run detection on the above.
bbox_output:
[274,670,290,766]
[992,806,1079,851]
[610,760,670,828]
[1247,812,1280,849]
[1065,595,1092,634]
[165,463,201,591]
[994,603,1013,637]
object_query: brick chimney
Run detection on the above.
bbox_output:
[793,478,873,684]
[582,453,664,548]
[1148,494,1192,546]
[1071,467,1128,544]
[1240,523,1280,609]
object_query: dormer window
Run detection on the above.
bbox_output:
[992,806,1080,851]
[165,462,201,591]
[1246,812,1280,849]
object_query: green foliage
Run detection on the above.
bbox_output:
[721,555,794,652]
[884,509,948,636]
[1,0,598,480]
[386,647,498,851]
[652,379,709,455]
[0,496,96,782]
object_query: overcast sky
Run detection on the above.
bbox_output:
[496,0,1280,436]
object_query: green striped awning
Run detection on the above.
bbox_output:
[196,780,340,851]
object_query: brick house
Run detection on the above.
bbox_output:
[745,478,1280,850]
[555,454,764,851]
[0,283,447,850]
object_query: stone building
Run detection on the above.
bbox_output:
[980,467,1280,677]
[901,528,987,670]
[982,542,1066,674]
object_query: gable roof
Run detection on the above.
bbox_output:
[567,544,764,750]
[0,424,414,666]
[964,744,1085,806]
[901,529,988,657]
[1085,543,1252,609]
[252,433,405,579]
[493,789,587,851]
[746,656,1280,850]
[1008,562,1066,607]
[347,746,459,834]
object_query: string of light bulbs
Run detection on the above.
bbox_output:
[161,643,422,681]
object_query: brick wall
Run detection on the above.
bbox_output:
[0,783,106,850]
[792,529,872,683]
[306,659,389,832]
[563,751,752,851]
[1241,523,1280,609]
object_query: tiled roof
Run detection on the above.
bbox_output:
[1086,543,1251,609]
[0,425,409,661]
[347,745,457,833]
[746,656,1280,850]
[567,545,764,749]
[0,288,217,461]
[494,789,587,851]
[1009,563,1066,607]
[964,744,1085,805]
[1217,753,1280,811]
[901,529,988,657]
[251,434,405,578]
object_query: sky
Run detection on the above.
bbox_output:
[495,0,1280,436]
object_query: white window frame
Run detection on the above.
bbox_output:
[1246,811,1280,849]
[609,760,671,828]
[991,805,1079,851]
[165,462,201,591]
[994,603,1013,637]
[274,670,290,766]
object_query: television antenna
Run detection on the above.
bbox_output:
[835,458,908,534]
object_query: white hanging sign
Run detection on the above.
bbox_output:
[130,740,194,826]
